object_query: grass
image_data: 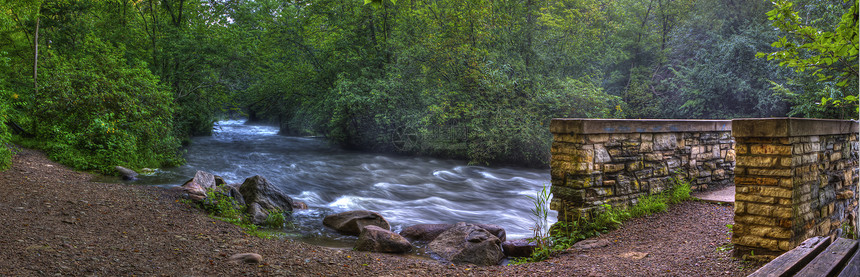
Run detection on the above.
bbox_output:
[512,176,693,264]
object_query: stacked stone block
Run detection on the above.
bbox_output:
[732,118,858,254]
[549,119,734,222]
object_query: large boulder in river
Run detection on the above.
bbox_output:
[181,171,219,199]
[428,222,505,266]
[246,203,269,225]
[355,225,412,253]
[401,223,506,243]
[323,210,390,236]
[400,224,453,242]
[239,176,294,222]
[115,166,138,181]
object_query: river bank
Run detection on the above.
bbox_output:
[0,148,763,276]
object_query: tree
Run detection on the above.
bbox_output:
[757,0,859,116]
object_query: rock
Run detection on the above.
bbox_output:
[502,239,537,257]
[475,224,506,242]
[323,210,390,236]
[618,252,648,260]
[572,239,610,250]
[247,203,268,225]
[400,223,506,242]
[140,168,155,174]
[239,175,294,215]
[214,175,227,187]
[292,201,309,210]
[400,224,453,242]
[228,253,262,264]
[115,166,138,180]
[838,190,854,199]
[215,185,245,207]
[181,171,218,198]
[355,225,412,253]
[427,222,505,266]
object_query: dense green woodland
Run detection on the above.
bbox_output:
[0,0,857,173]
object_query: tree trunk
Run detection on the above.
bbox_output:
[33,16,39,96]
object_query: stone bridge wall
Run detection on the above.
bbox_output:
[548,119,735,221]
[549,118,860,255]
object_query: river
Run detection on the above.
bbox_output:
[136,120,554,248]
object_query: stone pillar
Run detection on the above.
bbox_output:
[732,118,859,254]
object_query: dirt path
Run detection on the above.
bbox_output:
[0,148,762,276]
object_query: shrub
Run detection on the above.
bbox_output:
[201,186,245,220]
[263,209,288,228]
[0,52,12,171]
[32,35,183,174]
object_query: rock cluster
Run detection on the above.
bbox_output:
[180,171,526,265]
[181,171,297,225]
[323,210,410,254]
[426,222,505,266]
[398,222,515,265]
[321,211,519,264]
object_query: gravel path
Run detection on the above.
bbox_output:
[0,148,763,276]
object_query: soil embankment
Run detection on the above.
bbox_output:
[0,148,761,276]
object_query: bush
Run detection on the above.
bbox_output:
[263,209,288,228]
[0,52,12,170]
[201,186,245,220]
[31,34,183,174]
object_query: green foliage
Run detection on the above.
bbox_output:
[841,221,856,239]
[629,194,668,217]
[30,35,182,174]
[201,186,245,220]
[0,52,12,171]
[196,186,285,239]
[0,0,855,172]
[524,185,552,262]
[263,209,288,228]
[668,175,692,204]
[758,0,859,117]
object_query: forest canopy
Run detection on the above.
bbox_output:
[0,0,857,170]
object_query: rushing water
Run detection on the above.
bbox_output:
[136,120,554,248]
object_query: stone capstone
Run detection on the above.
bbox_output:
[355,225,412,253]
[322,210,390,236]
[427,222,505,266]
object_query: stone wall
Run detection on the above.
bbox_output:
[732,118,859,253]
[548,119,735,221]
